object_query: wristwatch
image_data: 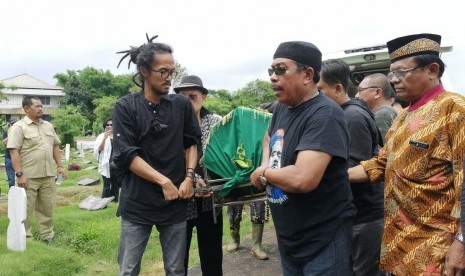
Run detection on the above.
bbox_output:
[259,168,268,186]
[455,232,465,244]
[15,171,24,177]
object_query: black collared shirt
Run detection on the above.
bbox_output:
[112,92,201,225]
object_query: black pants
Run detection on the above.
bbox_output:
[101,176,119,202]
[185,204,223,276]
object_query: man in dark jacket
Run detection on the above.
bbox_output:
[318,59,384,276]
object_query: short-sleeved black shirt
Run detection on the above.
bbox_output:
[266,93,356,262]
[112,92,201,225]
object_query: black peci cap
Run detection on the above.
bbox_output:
[387,33,441,63]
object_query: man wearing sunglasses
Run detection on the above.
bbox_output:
[250,41,355,275]
[356,73,398,144]
[349,33,465,275]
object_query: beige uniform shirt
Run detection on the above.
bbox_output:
[7,116,60,178]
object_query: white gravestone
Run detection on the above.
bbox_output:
[7,186,27,251]
[65,143,70,161]
[80,142,85,159]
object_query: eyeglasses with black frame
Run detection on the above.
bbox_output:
[106,123,113,126]
[387,65,427,81]
[357,86,379,93]
[151,68,178,79]
[268,66,304,76]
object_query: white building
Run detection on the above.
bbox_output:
[0,73,64,121]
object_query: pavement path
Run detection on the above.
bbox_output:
[188,224,281,276]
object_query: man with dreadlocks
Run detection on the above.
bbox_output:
[112,35,202,276]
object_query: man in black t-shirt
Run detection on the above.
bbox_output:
[319,59,384,276]
[251,41,355,275]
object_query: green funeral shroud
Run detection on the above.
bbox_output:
[203,106,272,198]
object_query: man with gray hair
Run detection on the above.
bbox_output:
[356,73,398,143]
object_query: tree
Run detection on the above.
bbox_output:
[0,83,5,101]
[172,60,189,88]
[93,96,118,134]
[0,82,14,102]
[51,105,90,146]
[204,89,234,116]
[202,80,275,116]
[232,79,275,109]
[54,67,135,134]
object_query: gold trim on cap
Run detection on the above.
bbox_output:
[389,38,440,60]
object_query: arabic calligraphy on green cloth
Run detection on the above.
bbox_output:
[203,106,272,198]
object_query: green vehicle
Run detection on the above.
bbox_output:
[323,43,454,91]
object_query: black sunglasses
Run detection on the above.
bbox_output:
[268,66,304,76]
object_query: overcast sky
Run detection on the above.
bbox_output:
[1,0,464,94]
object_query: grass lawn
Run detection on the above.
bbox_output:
[0,150,258,276]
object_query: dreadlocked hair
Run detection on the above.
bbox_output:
[116,34,173,88]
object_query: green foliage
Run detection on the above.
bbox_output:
[204,89,235,116]
[204,80,275,116]
[0,82,14,101]
[0,242,85,276]
[0,115,8,153]
[51,105,90,145]
[232,79,275,109]
[69,225,99,254]
[0,83,5,101]
[93,96,118,134]
[54,67,136,134]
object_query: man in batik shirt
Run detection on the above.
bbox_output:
[349,33,465,275]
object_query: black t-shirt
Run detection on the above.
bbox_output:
[112,92,201,225]
[266,93,356,262]
[341,99,384,224]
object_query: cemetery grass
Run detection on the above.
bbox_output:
[0,152,251,276]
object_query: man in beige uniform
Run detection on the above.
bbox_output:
[7,96,64,243]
